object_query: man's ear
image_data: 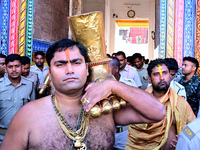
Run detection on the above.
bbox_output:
[148,76,152,84]
[48,67,51,80]
[192,65,196,73]
[125,58,127,63]
[86,63,89,76]
[115,66,119,73]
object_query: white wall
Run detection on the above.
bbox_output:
[109,0,155,60]
[82,0,155,60]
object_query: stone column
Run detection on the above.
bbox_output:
[68,0,82,39]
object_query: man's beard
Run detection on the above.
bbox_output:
[36,62,43,67]
[152,80,170,92]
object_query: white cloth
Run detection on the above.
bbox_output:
[135,63,149,90]
[176,118,200,150]
[113,130,128,150]
[30,65,48,85]
[119,77,138,87]
[120,64,142,87]
[170,80,187,100]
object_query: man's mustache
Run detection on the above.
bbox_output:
[11,72,18,75]
[61,74,79,80]
[158,80,167,85]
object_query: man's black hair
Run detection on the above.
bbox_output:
[35,51,45,58]
[165,58,179,72]
[115,51,126,59]
[21,56,30,65]
[183,56,199,73]
[132,53,143,60]
[147,59,168,77]
[5,54,21,66]
[110,57,120,69]
[46,38,89,67]
[127,56,133,63]
[0,54,6,59]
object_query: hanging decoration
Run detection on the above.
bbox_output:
[0,0,10,55]
[18,0,27,56]
[183,0,195,57]
[166,0,175,58]
[25,0,34,60]
[195,0,200,75]
[159,0,167,58]
[174,0,184,67]
[9,0,19,54]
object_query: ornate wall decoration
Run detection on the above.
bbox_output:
[32,39,52,53]
[195,0,200,75]
[174,0,184,67]
[18,0,27,56]
[159,0,167,58]
[166,0,175,58]
[25,0,34,60]
[9,0,19,54]
[183,0,195,57]
[0,0,10,55]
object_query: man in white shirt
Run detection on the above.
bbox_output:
[132,53,149,90]
[30,51,48,85]
[115,51,142,88]
[165,58,187,100]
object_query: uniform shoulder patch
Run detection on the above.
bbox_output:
[183,126,195,140]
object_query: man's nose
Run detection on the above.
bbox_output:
[12,66,16,71]
[65,63,74,74]
[160,74,164,80]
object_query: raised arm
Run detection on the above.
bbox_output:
[82,80,166,125]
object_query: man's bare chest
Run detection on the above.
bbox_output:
[28,114,115,150]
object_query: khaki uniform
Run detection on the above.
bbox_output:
[27,71,40,93]
[0,76,35,143]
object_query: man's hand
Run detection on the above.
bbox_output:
[170,135,178,150]
[81,80,114,112]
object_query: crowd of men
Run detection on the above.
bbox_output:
[0,38,200,149]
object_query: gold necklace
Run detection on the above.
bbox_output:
[51,93,89,149]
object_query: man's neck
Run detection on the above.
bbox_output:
[137,63,144,71]
[119,64,126,72]
[8,76,21,87]
[115,73,121,81]
[54,90,83,111]
[23,74,29,78]
[36,65,44,71]
[153,90,166,99]
[185,73,195,82]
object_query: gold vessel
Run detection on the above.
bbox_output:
[68,11,126,118]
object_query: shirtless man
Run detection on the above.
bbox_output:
[0,39,166,150]
[126,59,196,150]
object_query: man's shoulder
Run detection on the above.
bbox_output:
[182,118,200,140]
[21,76,34,84]
[173,81,185,89]
[29,71,39,78]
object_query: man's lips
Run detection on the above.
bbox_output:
[11,72,18,75]
[63,77,77,82]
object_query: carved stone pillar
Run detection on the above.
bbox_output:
[68,0,82,39]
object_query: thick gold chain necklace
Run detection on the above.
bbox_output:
[51,93,89,149]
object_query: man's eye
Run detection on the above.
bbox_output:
[74,62,81,65]
[56,64,64,67]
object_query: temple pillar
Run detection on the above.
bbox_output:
[68,0,82,39]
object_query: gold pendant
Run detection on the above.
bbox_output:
[78,143,87,150]
[74,136,82,148]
